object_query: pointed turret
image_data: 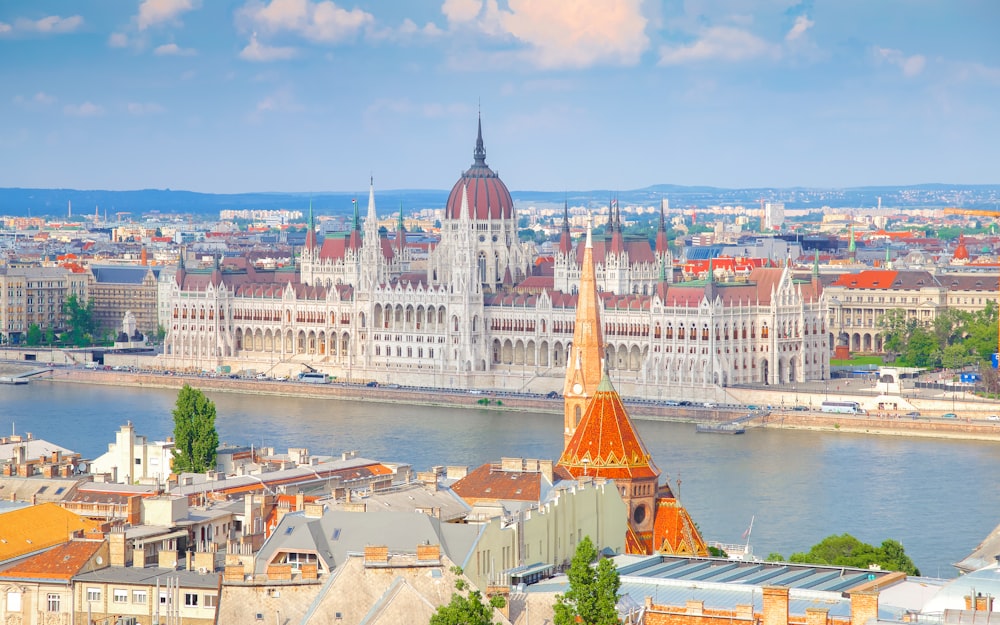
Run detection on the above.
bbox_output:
[175,251,186,287]
[304,200,318,250]
[558,199,572,255]
[347,198,362,250]
[609,196,625,255]
[562,221,605,447]
[655,199,669,254]
[848,224,857,261]
[396,201,407,252]
[474,111,487,167]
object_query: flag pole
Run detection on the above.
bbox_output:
[744,515,755,553]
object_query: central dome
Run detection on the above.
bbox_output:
[444,116,514,221]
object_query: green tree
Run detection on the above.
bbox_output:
[430,567,505,625]
[788,533,920,575]
[766,552,785,562]
[25,323,42,346]
[554,536,621,625]
[64,294,96,346]
[45,326,56,345]
[171,384,220,473]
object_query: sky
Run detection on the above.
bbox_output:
[1,0,999,194]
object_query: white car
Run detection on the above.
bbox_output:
[987,415,1000,421]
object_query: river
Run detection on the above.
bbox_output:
[3,380,998,579]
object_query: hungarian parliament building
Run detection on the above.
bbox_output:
[161,119,828,401]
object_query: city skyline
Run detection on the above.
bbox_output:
[2,0,998,194]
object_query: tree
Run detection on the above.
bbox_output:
[171,384,220,473]
[64,294,96,347]
[25,323,42,346]
[554,536,621,625]
[45,326,56,345]
[430,567,505,625]
[787,533,920,576]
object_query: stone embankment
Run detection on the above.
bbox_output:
[32,368,1000,442]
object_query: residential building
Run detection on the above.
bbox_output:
[0,504,101,567]
[72,566,220,625]
[0,265,87,344]
[91,422,174,486]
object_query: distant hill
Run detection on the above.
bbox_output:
[0,183,998,219]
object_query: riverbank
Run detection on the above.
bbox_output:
[33,367,1000,443]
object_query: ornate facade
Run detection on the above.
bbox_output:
[161,118,829,401]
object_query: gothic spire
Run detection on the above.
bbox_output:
[473,111,486,166]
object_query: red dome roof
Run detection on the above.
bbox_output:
[444,117,514,221]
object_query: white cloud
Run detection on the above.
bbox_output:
[659,25,781,65]
[876,47,926,77]
[63,102,104,117]
[498,0,648,68]
[154,43,197,56]
[399,18,443,37]
[127,102,166,115]
[785,15,813,42]
[9,14,83,34]
[441,0,482,23]
[0,22,12,34]
[238,0,374,43]
[239,32,297,61]
[13,92,57,109]
[137,0,199,30]
[108,32,129,47]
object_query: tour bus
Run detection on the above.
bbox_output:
[820,400,865,415]
[298,372,329,384]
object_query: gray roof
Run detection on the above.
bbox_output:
[90,265,160,284]
[922,564,1000,615]
[527,554,905,621]
[74,565,220,589]
[254,508,481,575]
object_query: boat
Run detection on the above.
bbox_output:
[696,422,746,434]
[0,377,28,385]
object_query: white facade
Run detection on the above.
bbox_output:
[92,422,174,486]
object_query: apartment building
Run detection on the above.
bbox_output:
[0,265,88,344]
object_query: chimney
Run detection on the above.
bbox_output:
[850,590,879,625]
[805,607,829,625]
[539,459,554,484]
[762,586,789,625]
[295,492,305,512]
[364,545,389,565]
[109,529,130,567]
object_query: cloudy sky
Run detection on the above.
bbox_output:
[2,0,998,193]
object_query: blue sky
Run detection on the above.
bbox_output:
[2,0,998,193]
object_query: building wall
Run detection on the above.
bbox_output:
[91,423,174,486]
[0,266,88,344]
[465,479,627,592]
[87,268,160,338]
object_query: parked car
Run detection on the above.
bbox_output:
[905,411,921,419]
[941,412,958,419]
[987,415,1000,421]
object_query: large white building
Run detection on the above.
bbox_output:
[160,118,829,401]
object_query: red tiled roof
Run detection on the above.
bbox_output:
[828,270,899,289]
[451,463,544,505]
[0,539,104,581]
[558,375,659,481]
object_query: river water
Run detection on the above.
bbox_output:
[4,381,998,579]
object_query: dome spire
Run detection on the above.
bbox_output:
[474,110,486,166]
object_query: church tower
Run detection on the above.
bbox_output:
[562,223,604,447]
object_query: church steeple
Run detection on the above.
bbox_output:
[562,220,605,447]
[558,198,572,255]
[304,200,318,250]
[396,201,407,252]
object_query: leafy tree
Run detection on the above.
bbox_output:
[45,327,56,345]
[64,294,96,346]
[430,567,505,625]
[25,323,42,346]
[554,536,621,625]
[766,552,785,562]
[171,385,220,473]
[787,533,919,576]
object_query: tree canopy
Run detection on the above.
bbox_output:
[171,384,219,474]
[429,567,505,625]
[878,303,997,370]
[554,536,621,625]
[64,294,97,346]
[786,533,920,576]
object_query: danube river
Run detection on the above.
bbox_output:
[5,380,999,579]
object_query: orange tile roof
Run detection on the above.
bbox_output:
[0,503,101,563]
[828,270,899,289]
[652,497,708,556]
[451,463,543,505]
[0,539,104,581]
[558,374,660,481]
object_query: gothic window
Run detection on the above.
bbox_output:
[478,252,487,283]
[761,324,769,339]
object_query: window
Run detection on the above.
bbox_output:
[6,591,21,611]
[87,588,101,602]
[47,594,60,612]
[184,593,199,607]
[114,589,128,603]
[204,594,218,608]
[133,590,147,604]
